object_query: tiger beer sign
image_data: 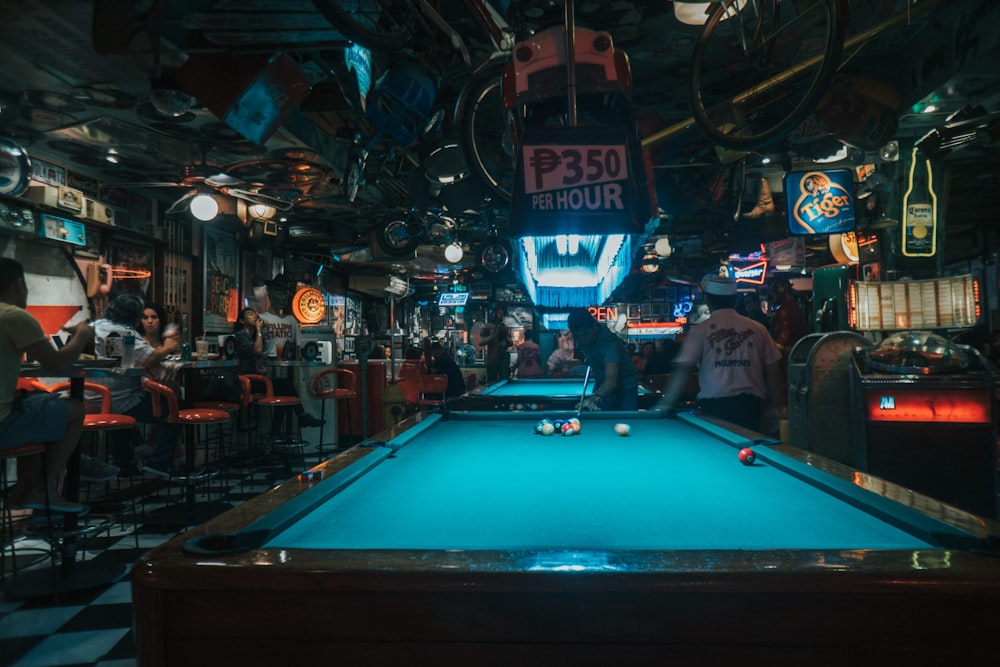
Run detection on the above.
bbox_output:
[509,125,654,237]
[784,168,856,236]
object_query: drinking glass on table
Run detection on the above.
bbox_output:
[195,336,210,359]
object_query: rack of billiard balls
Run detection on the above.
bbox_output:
[535,417,581,436]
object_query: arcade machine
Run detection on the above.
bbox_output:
[847,275,997,518]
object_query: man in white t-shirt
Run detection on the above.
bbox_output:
[657,276,782,435]
[256,277,323,429]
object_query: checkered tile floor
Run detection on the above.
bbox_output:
[1,442,335,667]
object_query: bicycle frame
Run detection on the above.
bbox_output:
[647,0,946,150]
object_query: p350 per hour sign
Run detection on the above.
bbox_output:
[509,125,655,237]
[522,144,628,211]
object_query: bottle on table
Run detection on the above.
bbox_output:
[121,328,136,367]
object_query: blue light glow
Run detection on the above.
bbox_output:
[517,233,637,307]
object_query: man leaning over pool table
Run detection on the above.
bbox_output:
[566,308,638,411]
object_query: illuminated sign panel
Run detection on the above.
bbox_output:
[784,168,855,236]
[728,261,767,285]
[510,125,655,237]
[865,388,991,423]
[437,292,470,307]
[588,306,619,322]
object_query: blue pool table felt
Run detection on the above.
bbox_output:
[268,413,931,552]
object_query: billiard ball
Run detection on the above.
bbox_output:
[738,448,756,465]
[614,423,630,436]
[553,419,564,430]
[568,417,581,434]
[561,422,575,436]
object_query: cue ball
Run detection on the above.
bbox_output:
[738,448,756,465]
[614,423,630,436]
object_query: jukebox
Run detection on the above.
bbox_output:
[849,330,997,518]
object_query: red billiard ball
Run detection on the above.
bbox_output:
[738,448,756,465]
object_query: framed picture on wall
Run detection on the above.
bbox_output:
[203,224,240,332]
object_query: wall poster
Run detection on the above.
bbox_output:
[203,224,239,333]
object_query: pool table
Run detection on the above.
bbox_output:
[132,410,1000,665]
[449,376,658,411]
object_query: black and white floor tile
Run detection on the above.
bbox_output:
[1,443,332,667]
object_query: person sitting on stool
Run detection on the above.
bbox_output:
[0,258,96,512]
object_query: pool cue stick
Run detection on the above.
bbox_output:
[577,365,591,419]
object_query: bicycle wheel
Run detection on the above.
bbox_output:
[376,218,421,257]
[689,0,846,152]
[311,0,411,51]
[459,60,516,203]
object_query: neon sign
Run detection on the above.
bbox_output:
[728,261,767,285]
[588,305,619,322]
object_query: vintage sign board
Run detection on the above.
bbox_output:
[509,125,656,237]
[784,168,855,236]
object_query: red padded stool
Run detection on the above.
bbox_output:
[144,380,230,529]
[240,373,307,476]
[311,367,357,453]
[192,398,242,486]
[49,382,138,543]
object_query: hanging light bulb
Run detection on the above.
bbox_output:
[189,193,220,221]
[674,0,747,26]
[654,236,672,257]
[444,242,464,263]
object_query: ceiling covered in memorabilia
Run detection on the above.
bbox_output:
[0,0,998,297]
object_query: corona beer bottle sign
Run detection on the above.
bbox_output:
[901,146,937,257]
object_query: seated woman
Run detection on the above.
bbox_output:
[138,301,182,393]
[92,294,182,478]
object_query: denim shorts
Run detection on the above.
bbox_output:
[0,392,70,450]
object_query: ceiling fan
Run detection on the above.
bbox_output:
[106,152,296,216]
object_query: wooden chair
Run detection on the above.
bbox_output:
[311,368,358,453]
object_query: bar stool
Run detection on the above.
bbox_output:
[191,397,242,487]
[310,367,357,454]
[48,381,138,543]
[1,443,56,594]
[240,373,308,477]
[143,380,230,527]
